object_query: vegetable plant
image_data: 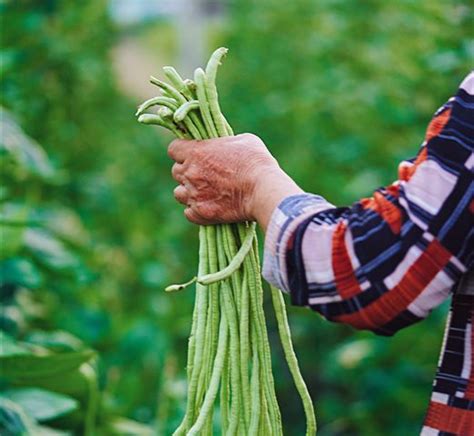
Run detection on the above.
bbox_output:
[136,47,316,435]
[0,109,155,436]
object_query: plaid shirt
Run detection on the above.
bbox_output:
[262,72,474,435]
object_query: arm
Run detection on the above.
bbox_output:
[167,73,473,336]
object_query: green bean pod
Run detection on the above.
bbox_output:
[135,96,178,116]
[271,286,317,435]
[137,113,185,138]
[205,47,229,137]
[162,66,208,139]
[163,66,194,100]
[187,311,229,436]
[150,76,202,139]
[216,227,243,434]
[137,46,316,436]
[174,100,200,123]
[194,68,218,138]
[198,223,254,286]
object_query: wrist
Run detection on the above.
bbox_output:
[250,167,303,231]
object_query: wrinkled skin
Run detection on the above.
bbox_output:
[167,133,303,229]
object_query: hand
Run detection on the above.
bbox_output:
[167,133,303,229]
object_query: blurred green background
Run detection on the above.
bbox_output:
[1,0,472,434]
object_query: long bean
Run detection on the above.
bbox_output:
[205,47,230,137]
[174,100,200,122]
[271,286,317,435]
[136,47,316,436]
[163,66,194,100]
[216,228,242,434]
[150,77,203,140]
[238,267,251,425]
[137,114,184,138]
[194,68,218,138]
[135,96,178,116]
[187,311,228,436]
[162,66,208,139]
[248,327,261,435]
[198,222,255,286]
[164,223,255,292]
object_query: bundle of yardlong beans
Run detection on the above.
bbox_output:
[136,47,316,435]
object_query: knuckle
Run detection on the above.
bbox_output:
[184,163,199,179]
[239,132,259,143]
[194,203,215,221]
[184,208,201,224]
[183,208,193,222]
[173,185,187,202]
[171,163,181,180]
[189,146,203,161]
[190,143,214,162]
[167,140,178,159]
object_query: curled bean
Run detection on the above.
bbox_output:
[174,100,200,123]
[135,96,178,116]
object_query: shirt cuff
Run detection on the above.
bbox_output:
[262,193,335,293]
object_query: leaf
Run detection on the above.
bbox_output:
[0,257,42,288]
[0,107,56,179]
[13,366,92,399]
[24,229,80,271]
[0,388,78,422]
[36,426,72,435]
[0,349,96,381]
[41,208,90,247]
[0,205,28,259]
[0,398,37,435]
[0,332,31,357]
[25,331,84,352]
[104,416,155,436]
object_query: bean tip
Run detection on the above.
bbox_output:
[165,276,197,292]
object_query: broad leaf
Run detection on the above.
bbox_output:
[0,349,96,381]
[0,398,37,435]
[12,367,92,399]
[25,331,84,352]
[24,229,80,271]
[0,332,31,357]
[0,108,55,179]
[0,388,78,422]
[41,208,90,247]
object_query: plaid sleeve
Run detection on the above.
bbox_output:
[262,72,473,336]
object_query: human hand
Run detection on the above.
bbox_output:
[167,133,302,229]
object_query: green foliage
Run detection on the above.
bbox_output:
[1,388,78,422]
[1,0,471,435]
[0,109,150,434]
[220,0,472,203]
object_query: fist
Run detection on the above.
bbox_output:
[167,133,280,225]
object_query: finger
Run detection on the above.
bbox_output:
[171,162,185,183]
[173,185,188,206]
[168,138,195,163]
[184,207,208,225]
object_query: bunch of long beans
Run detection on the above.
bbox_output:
[136,47,316,435]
